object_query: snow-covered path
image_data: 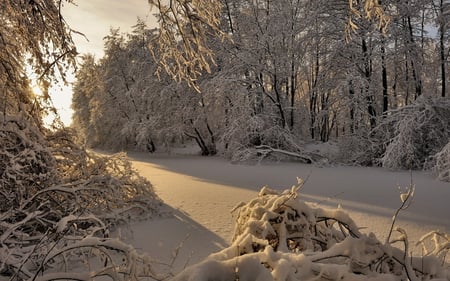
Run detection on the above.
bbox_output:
[124,152,450,273]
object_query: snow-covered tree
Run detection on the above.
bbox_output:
[146,0,391,88]
[1,2,163,279]
[0,0,76,122]
[378,96,450,170]
[432,140,450,181]
[71,54,102,145]
[434,0,450,97]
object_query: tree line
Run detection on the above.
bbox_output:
[72,0,449,174]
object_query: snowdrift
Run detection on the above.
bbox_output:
[172,179,449,281]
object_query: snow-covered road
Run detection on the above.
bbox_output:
[124,152,450,273]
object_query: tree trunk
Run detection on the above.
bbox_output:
[319,91,330,142]
[362,38,376,129]
[309,47,320,139]
[348,80,355,134]
[273,74,287,128]
[439,0,446,97]
[146,138,156,153]
[381,39,388,113]
[407,15,422,99]
[289,57,296,130]
[440,30,446,97]
[224,0,235,34]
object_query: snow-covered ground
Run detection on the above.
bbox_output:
[121,151,450,275]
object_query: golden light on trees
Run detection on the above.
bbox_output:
[346,0,391,41]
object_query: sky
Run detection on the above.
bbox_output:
[48,0,157,126]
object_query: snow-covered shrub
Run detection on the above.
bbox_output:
[171,179,449,281]
[0,115,57,212]
[337,96,450,172]
[337,132,383,166]
[225,119,323,164]
[429,141,450,182]
[380,96,450,170]
[0,114,162,280]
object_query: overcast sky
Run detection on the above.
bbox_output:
[50,0,157,125]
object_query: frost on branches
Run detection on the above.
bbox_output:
[430,141,450,182]
[172,179,449,281]
[0,114,162,280]
[377,96,450,174]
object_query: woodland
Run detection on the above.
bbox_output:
[0,0,449,280]
[72,0,450,179]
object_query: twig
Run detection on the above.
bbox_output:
[386,179,415,244]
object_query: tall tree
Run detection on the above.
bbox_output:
[71,54,98,143]
[434,0,449,97]
[147,0,391,89]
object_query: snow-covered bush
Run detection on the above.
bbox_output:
[171,179,449,281]
[337,132,383,166]
[224,117,323,164]
[429,141,450,182]
[0,115,57,212]
[0,114,162,280]
[379,96,450,170]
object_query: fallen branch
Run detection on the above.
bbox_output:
[255,145,324,164]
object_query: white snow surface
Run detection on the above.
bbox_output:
[122,151,450,274]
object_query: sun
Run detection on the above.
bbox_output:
[31,83,44,97]
[30,80,74,127]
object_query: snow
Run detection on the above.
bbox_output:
[122,152,450,275]
[1,149,448,280]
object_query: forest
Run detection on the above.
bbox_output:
[72,0,450,180]
[0,0,449,280]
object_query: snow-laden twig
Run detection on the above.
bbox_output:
[430,141,450,182]
[1,114,163,280]
[171,179,450,281]
[386,182,415,244]
[378,96,450,171]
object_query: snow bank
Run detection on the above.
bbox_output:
[171,180,450,281]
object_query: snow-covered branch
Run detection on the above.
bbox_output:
[254,145,326,165]
[0,114,162,280]
[378,96,450,172]
[172,180,449,281]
